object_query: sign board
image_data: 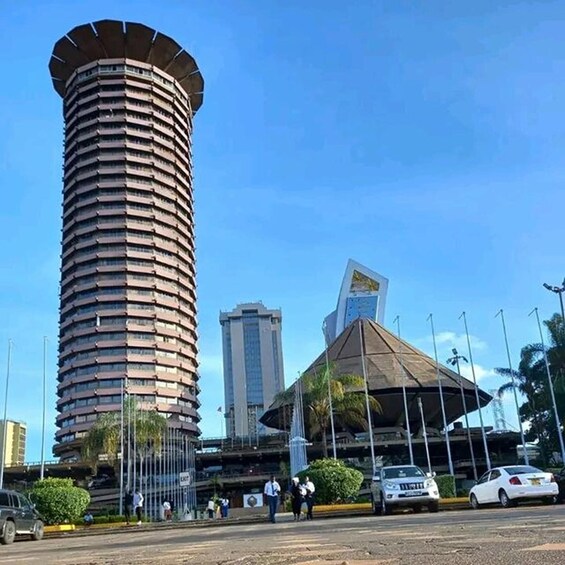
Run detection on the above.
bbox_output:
[179,471,191,487]
[243,493,263,508]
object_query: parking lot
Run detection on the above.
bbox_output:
[0,504,564,565]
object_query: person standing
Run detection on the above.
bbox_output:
[207,498,216,519]
[264,475,281,524]
[124,490,134,525]
[289,477,303,521]
[220,496,229,519]
[133,489,144,525]
[162,500,172,522]
[304,476,316,520]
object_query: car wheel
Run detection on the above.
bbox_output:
[381,496,392,516]
[412,504,422,513]
[1,520,16,545]
[31,520,44,541]
[499,489,515,508]
[428,501,439,513]
[470,494,480,510]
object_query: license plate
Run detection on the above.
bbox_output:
[530,479,541,485]
[405,492,422,497]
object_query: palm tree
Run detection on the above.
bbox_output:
[82,397,167,479]
[276,363,382,457]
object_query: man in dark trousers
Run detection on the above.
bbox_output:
[124,490,134,525]
[263,475,281,524]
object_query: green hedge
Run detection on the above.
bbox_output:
[435,474,456,498]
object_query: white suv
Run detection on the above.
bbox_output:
[370,465,440,515]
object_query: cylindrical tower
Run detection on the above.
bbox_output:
[49,20,204,460]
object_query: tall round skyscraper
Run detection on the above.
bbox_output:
[49,20,204,460]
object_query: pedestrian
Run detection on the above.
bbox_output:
[83,511,94,527]
[304,476,316,520]
[207,498,216,519]
[124,489,134,525]
[290,477,303,521]
[220,496,229,519]
[163,500,172,521]
[133,489,144,525]
[264,474,281,524]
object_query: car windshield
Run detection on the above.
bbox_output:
[383,466,425,479]
[504,466,542,475]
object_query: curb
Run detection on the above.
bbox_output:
[44,500,471,538]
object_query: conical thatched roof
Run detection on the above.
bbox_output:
[260,318,492,432]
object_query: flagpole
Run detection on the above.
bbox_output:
[40,336,47,480]
[427,314,454,475]
[417,397,432,475]
[495,309,529,465]
[119,377,125,515]
[322,321,337,459]
[529,307,565,464]
[358,320,376,474]
[0,339,13,490]
[393,316,414,465]
[460,312,491,470]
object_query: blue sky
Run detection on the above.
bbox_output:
[1,1,564,462]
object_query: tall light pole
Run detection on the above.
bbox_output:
[529,307,565,464]
[40,337,48,480]
[358,320,376,474]
[460,312,491,470]
[543,280,565,323]
[447,350,478,481]
[322,321,337,459]
[495,310,529,464]
[393,316,414,465]
[0,340,13,489]
[427,313,454,475]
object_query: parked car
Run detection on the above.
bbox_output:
[0,489,44,544]
[555,467,565,503]
[469,465,558,509]
[370,465,440,515]
[87,474,116,489]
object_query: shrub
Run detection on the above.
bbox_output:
[29,478,90,525]
[435,474,456,498]
[298,459,364,504]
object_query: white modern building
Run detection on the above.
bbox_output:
[324,259,389,342]
[220,303,285,437]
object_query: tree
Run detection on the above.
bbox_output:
[28,478,90,525]
[276,363,382,457]
[82,397,167,481]
[495,312,565,464]
[297,459,363,504]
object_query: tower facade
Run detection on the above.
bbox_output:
[49,20,204,459]
[220,303,285,437]
[324,259,389,342]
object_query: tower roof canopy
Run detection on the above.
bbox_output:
[49,20,204,111]
[260,318,492,432]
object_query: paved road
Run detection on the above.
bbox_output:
[1,505,564,564]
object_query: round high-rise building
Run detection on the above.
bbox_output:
[49,20,204,460]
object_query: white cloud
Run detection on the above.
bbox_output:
[433,331,487,352]
[459,363,498,383]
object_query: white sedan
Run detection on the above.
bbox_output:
[469,465,558,509]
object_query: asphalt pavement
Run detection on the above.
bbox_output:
[1,504,564,564]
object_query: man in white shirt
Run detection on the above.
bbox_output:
[133,490,144,525]
[304,476,315,520]
[263,475,281,523]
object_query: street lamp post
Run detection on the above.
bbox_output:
[40,337,48,480]
[417,397,432,475]
[358,320,376,474]
[543,280,565,323]
[529,307,565,464]
[447,350,478,481]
